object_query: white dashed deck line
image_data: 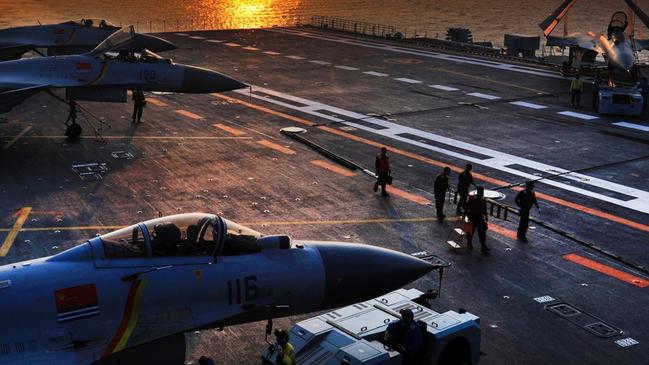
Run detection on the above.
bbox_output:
[309,60,332,65]
[334,65,359,71]
[557,111,599,120]
[224,42,241,47]
[429,84,460,91]
[394,77,422,84]
[189,36,205,40]
[364,71,389,77]
[263,51,281,55]
[467,92,501,100]
[509,101,548,109]
[234,85,649,215]
[242,46,260,51]
[174,33,189,36]
[205,39,224,43]
[613,122,649,132]
[285,55,306,60]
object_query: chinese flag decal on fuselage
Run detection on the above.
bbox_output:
[54,283,100,323]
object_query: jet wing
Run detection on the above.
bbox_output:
[539,0,578,37]
[546,35,597,50]
[0,44,35,61]
[0,84,49,113]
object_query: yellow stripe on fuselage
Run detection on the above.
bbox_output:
[90,63,110,85]
[114,279,148,352]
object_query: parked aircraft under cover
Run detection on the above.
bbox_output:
[0,26,246,137]
[0,213,434,364]
[0,19,177,61]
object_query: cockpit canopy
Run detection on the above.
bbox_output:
[59,19,118,29]
[103,49,173,64]
[91,25,135,55]
[99,213,264,259]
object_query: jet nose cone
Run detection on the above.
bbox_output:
[132,33,178,52]
[312,242,434,308]
[182,65,247,93]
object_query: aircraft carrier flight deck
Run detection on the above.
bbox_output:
[1,25,648,364]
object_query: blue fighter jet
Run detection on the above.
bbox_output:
[0,212,433,364]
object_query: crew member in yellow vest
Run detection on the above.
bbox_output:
[570,74,583,108]
[274,329,296,365]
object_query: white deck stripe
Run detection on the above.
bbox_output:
[429,84,460,91]
[394,77,422,84]
[286,55,306,60]
[224,42,241,47]
[309,60,332,65]
[613,121,649,131]
[509,101,548,109]
[242,46,259,51]
[268,28,564,79]
[364,71,389,77]
[189,36,205,40]
[174,33,189,36]
[235,85,649,214]
[468,92,501,100]
[205,39,224,43]
[263,51,281,55]
[335,65,359,71]
[557,111,599,120]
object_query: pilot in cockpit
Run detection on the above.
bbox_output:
[83,19,93,27]
[151,222,181,256]
[99,20,107,28]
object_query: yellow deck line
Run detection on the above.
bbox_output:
[1,136,251,140]
[257,139,296,155]
[3,126,32,150]
[0,207,32,256]
[146,98,168,107]
[213,123,246,136]
[311,160,356,177]
[175,109,204,120]
[0,217,455,233]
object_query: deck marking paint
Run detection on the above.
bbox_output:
[224,42,241,47]
[563,253,649,288]
[242,46,260,51]
[213,123,246,136]
[334,65,359,71]
[225,87,649,218]
[285,55,306,60]
[488,223,518,240]
[263,51,281,55]
[557,111,599,120]
[268,28,564,79]
[311,160,356,177]
[429,84,460,91]
[173,33,189,36]
[467,92,501,100]
[0,207,32,257]
[309,60,332,65]
[613,121,649,132]
[509,101,547,109]
[216,92,649,233]
[175,109,204,120]
[386,187,432,205]
[364,71,389,77]
[205,39,224,43]
[3,126,32,150]
[257,140,296,154]
[188,36,204,40]
[145,98,167,107]
[394,77,422,84]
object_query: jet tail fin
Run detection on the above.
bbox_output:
[0,84,49,113]
[623,0,649,32]
[539,0,578,37]
[0,44,35,61]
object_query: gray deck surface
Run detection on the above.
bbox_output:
[1,26,648,364]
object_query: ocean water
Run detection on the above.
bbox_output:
[1,0,649,47]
